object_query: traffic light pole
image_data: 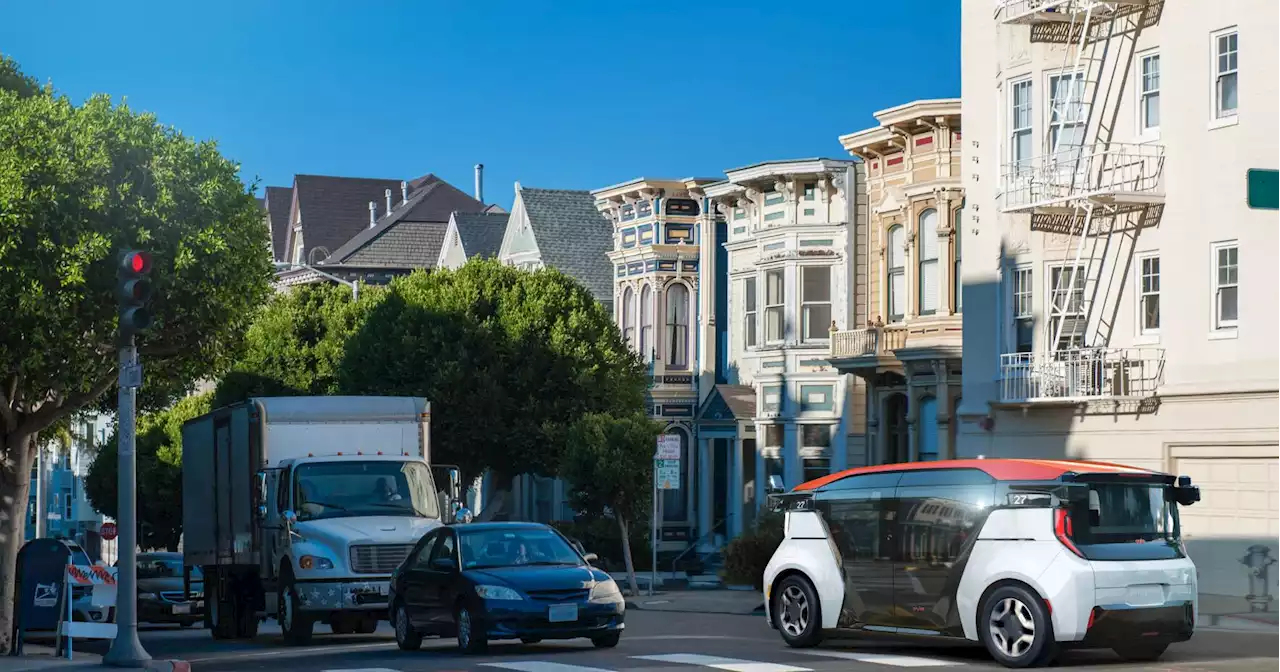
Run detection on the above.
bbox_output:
[104,336,151,667]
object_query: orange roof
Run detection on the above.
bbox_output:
[793,458,1163,492]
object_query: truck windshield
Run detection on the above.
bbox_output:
[1065,480,1183,561]
[293,460,439,521]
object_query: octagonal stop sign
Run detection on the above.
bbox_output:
[100,522,118,541]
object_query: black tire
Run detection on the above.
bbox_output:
[279,576,314,646]
[1113,643,1168,662]
[591,632,621,648]
[235,598,259,639]
[771,574,823,648]
[393,602,423,651]
[455,604,487,654]
[331,618,355,635]
[209,577,236,641]
[354,615,378,634]
[978,584,1058,668]
[521,637,542,644]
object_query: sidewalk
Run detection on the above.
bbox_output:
[0,645,188,672]
[626,589,764,616]
[1198,592,1280,632]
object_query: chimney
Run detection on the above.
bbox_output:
[369,201,377,228]
[385,188,392,214]
[474,163,485,203]
[400,180,408,205]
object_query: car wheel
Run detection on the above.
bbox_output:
[772,575,823,648]
[394,602,423,651]
[279,579,314,646]
[592,632,621,649]
[1113,643,1168,662]
[978,584,1057,668]
[456,605,488,654]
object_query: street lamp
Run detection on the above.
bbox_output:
[273,261,359,300]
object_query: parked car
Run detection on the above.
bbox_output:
[389,522,625,653]
[135,552,204,627]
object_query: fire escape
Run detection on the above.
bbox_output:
[995,0,1167,404]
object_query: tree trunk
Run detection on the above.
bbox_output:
[0,430,36,655]
[617,516,640,597]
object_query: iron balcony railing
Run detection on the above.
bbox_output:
[994,0,1147,25]
[830,326,909,360]
[1000,347,1164,403]
[999,142,1165,213]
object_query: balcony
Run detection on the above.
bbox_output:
[829,326,908,366]
[1000,142,1165,214]
[999,347,1164,403]
[994,0,1149,26]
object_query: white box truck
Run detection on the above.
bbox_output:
[181,396,465,644]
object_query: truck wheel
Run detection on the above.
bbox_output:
[354,615,378,634]
[235,597,260,639]
[210,576,237,640]
[279,578,314,646]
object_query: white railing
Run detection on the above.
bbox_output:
[999,142,1165,212]
[994,0,1145,24]
[1000,347,1164,403]
[830,326,909,360]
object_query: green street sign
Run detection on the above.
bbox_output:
[1246,169,1278,210]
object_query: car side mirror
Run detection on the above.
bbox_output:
[430,557,457,572]
[583,553,599,564]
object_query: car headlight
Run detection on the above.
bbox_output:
[138,592,158,601]
[298,555,334,570]
[589,579,622,603]
[475,585,523,601]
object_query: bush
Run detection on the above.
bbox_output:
[551,516,652,572]
[722,511,785,589]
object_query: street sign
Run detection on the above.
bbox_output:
[100,522,118,542]
[1247,168,1278,210]
[119,362,142,389]
[655,434,681,460]
[656,460,681,490]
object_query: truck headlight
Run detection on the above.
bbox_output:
[475,585,522,601]
[589,579,622,603]
[298,555,334,570]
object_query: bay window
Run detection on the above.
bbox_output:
[765,269,785,343]
[621,287,635,350]
[918,208,939,315]
[744,277,758,348]
[665,283,689,369]
[639,284,653,360]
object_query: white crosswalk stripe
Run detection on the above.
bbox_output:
[482,661,622,672]
[632,653,812,672]
[796,650,965,667]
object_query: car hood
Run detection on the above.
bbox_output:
[464,564,611,591]
[296,515,441,547]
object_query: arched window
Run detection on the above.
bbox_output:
[918,208,940,315]
[918,396,939,461]
[621,287,635,350]
[665,283,690,369]
[662,428,689,522]
[887,226,906,322]
[953,209,963,312]
[639,285,653,360]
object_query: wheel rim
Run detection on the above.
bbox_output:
[778,585,810,637]
[458,608,471,647]
[396,606,409,642]
[989,597,1036,658]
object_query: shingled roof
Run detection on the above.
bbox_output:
[452,211,509,259]
[330,220,451,269]
[517,186,614,304]
[288,174,403,263]
[264,186,293,262]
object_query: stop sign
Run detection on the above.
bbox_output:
[100,522,118,541]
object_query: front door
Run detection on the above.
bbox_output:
[817,471,902,628]
[402,533,439,628]
[421,530,458,630]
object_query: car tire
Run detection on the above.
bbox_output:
[772,575,823,648]
[279,577,314,646]
[456,604,488,654]
[978,584,1058,668]
[592,632,621,649]
[1113,642,1168,662]
[393,602,423,652]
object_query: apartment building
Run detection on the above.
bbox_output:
[830,100,964,467]
[959,0,1278,609]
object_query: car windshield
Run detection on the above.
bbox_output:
[459,528,582,570]
[1068,481,1179,545]
[294,460,440,521]
[138,557,202,580]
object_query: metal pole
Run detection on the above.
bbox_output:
[650,462,657,597]
[104,338,151,667]
[34,441,45,539]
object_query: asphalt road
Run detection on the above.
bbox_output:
[49,611,1275,672]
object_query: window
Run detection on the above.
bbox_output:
[291,230,304,265]
[621,287,635,350]
[953,209,963,312]
[411,533,440,570]
[801,266,832,342]
[1010,79,1034,167]
[1213,242,1238,329]
[1139,53,1161,133]
[428,530,456,565]
[887,226,906,322]
[765,269,785,343]
[801,425,831,483]
[1048,72,1086,157]
[803,183,816,201]
[1214,30,1238,120]
[1012,267,1034,353]
[1137,255,1160,334]
[1049,265,1086,351]
[665,284,689,369]
[917,397,939,461]
[918,209,940,314]
[639,285,653,359]
[743,277,758,348]
[64,488,73,519]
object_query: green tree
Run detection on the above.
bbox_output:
[0,56,271,652]
[560,412,662,596]
[83,392,214,551]
[340,259,647,515]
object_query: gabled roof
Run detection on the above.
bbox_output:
[697,384,757,423]
[264,186,293,262]
[517,186,614,303]
[291,174,404,262]
[329,220,451,270]
[452,211,509,259]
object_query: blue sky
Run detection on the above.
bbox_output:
[2,1,960,209]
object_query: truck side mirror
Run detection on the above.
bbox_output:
[446,467,462,501]
[282,510,298,525]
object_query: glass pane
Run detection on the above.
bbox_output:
[765,425,785,448]
[888,226,904,267]
[802,458,829,484]
[666,285,687,324]
[766,270,784,304]
[804,303,832,340]
[919,209,939,260]
[746,317,757,347]
[802,424,831,448]
[890,271,906,318]
[1219,286,1238,322]
[1220,73,1238,112]
[640,286,652,326]
[1016,319,1034,353]
[919,259,939,312]
[1014,129,1033,164]
[1142,295,1160,331]
[744,278,756,311]
[802,266,831,301]
[1144,92,1160,129]
[766,306,784,341]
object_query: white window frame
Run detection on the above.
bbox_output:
[1137,50,1161,136]
[665,283,690,370]
[1211,240,1239,332]
[743,277,758,348]
[639,284,654,360]
[799,265,832,343]
[1046,70,1086,159]
[887,225,906,323]
[764,268,785,344]
[1047,263,1086,353]
[1009,77,1034,168]
[917,208,940,315]
[1011,265,1034,354]
[1135,252,1161,338]
[1211,27,1239,124]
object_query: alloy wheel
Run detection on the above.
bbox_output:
[778,584,810,637]
[458,608,472,647]
[989,596,1036,659]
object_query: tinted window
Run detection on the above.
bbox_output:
[459,528,581,569]
[410,533,439,570]
[1063,481,1183,561]
[429,531,457,564]
[894,481,996,567]
[821,471,903,492]
[897,468,995,487]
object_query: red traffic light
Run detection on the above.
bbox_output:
[121,250,152,275]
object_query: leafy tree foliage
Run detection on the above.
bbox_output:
[0,55,271,652]
[84,392,213,552]
[560,412,662,596]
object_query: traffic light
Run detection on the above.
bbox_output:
[117,249,153,335]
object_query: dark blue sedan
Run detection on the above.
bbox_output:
[388,521,626,654]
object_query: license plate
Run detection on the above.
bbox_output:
[547,603,578,623]
[172,604,191,615]
[1126,584,1164,607]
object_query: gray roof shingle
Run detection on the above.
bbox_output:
[292,174,404,262]
[452,211,509,260]
[518,187,614,305]
[264,186,293,262]
[335,220,450,269]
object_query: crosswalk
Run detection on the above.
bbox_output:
[321,649,969,672]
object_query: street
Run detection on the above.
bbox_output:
[46,611,1278,672]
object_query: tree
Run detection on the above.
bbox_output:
[83,392,213,551]
[340,259,647,516]
[0,56,272,652]
[560,412,662,596]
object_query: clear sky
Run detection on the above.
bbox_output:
[1,0,960,210]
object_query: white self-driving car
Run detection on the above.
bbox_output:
[762,458,1201,668]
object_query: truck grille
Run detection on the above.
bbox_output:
[349,544,413,574]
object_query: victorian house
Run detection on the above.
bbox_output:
[828,99,964,466]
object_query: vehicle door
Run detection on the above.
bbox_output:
[270,465,293,576]
[401,532,439,628]
[815,471,901,628]
[421,529,459,630]
[891,468,996,633]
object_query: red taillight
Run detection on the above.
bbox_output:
[1087,607,1097,630]
[1054,508,1085,558]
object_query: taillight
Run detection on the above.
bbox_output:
[1087,607,1097,630]
[1054,508,1085,558]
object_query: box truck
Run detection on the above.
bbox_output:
[181,396,466,644]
